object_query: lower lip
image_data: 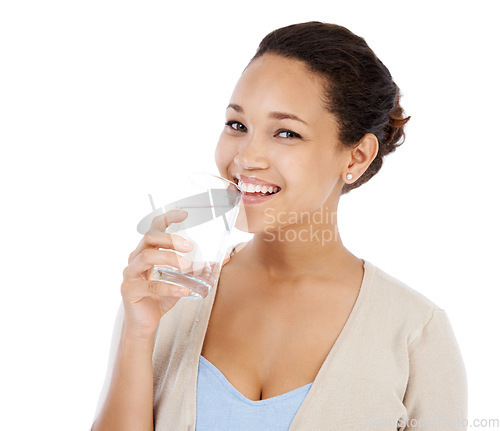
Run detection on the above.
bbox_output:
[241,191,280,204]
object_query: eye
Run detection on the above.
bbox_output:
[225,120,247,132]
[277,129,302,139]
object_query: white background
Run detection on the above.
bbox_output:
[1,0,499,429]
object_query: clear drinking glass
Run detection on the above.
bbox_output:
[138,172,243,300]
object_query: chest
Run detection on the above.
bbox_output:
[200,266,362,402]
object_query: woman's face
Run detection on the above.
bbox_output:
[215,53,350,234]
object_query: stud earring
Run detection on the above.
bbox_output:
[346,173,353,180]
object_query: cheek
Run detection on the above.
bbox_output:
[289,151,337,199]
[214,136,233,170]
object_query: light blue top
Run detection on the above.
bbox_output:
[196,355,313,431]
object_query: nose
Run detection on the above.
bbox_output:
[233,134,269,170]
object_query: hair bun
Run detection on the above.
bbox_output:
[381,88,411,157]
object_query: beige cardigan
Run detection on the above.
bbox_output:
[94,243,468,430]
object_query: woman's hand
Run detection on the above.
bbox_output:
[120,209,193,338]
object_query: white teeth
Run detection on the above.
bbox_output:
[265,186,279,193]
[238,181,280,194]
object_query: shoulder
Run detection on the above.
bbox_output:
[364,259,448,344]
[370,260,442,310]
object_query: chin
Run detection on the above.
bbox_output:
[234,211,281,235]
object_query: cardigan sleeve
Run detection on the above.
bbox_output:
[401,309,468,430]
[91,300,125,427]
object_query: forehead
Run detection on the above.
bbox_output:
[229,54,328,119]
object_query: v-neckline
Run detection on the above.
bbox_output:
[199,354,313,406]
[193,243,376,426]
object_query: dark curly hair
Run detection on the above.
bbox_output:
[249,21,411,195]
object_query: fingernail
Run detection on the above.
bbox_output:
[183,239,192,248]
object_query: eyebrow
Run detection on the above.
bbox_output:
[226,103,309,126]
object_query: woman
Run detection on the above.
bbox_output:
[92,21,467,431]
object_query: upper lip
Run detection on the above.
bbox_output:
[232,174,281,189]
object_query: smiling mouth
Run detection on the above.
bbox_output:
[233,178,282,196]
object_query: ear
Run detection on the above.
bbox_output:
[344,133,379,181]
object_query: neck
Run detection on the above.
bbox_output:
[243,204,354,280]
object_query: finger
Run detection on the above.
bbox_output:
[150,209,188,232]
[128,210,192,264]
[124,248,192,279]
[121,278,191,300]
[128,231,193,265]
